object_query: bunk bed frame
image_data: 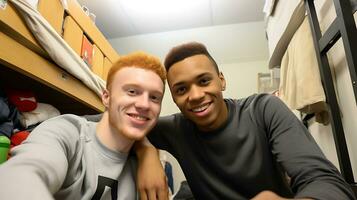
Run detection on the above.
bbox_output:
[0,0,118,115]
[305,0,357,194]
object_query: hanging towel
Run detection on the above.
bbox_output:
[279,16,329,125]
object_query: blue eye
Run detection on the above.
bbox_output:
[150,95,162,103]
[127,88,137,95]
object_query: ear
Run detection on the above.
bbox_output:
[219,72,226,91]
[102,89,110,108]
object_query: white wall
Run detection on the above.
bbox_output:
[109,21,268,64]
[109,22,270,193]
[221,61,269,99]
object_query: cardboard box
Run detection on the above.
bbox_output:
[38,0,64,34]
[92,44,104,78]
[63,16,83,55]
[66,0,119,62]
[102,57,112,81]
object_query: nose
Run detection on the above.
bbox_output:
[188,85,204,102]
[135,94,150,110]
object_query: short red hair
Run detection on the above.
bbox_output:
[106,51,166,90]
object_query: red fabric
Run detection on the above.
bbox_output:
[11,131,30,147]
[8,131,30,158]
[6,89,37,112]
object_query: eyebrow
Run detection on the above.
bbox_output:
[123,83,164,96]
[172,72,211,88]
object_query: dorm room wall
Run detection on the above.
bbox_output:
[109,21,269,193]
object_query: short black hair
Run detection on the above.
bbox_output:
[164,42,219,73]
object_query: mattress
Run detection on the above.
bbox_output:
[265,0,305,68]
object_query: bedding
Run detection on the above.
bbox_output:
[265,0,357,69]
[265,0,305,68]
[9,0,105,97]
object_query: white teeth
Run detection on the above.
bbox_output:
[129,114,148,121]
[134,116,146,120]
[192,103,209,112]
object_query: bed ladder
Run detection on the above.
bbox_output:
[305,0,357,195]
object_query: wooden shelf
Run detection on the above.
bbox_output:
[0,1,110,115]
[0,32,104,115]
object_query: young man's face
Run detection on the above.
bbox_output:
[103,67,164,140]
[167,54,227,131]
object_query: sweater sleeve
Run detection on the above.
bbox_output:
[255,94,355,200]
[0,116,80,199]
[147,115,177,153]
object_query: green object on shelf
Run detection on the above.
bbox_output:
[0,135,10,164]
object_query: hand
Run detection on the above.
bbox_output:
[134,138,169,200]
[251,191,313,200]
[251,191,288,200]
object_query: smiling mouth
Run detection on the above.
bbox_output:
[190,103,211,113]
[127,113,150,121]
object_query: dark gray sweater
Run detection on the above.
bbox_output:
[149,94,355,200]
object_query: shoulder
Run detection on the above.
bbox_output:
[243,93,280,105]
[30,114,90,142]
[237,93,284,111]
[229,94,289,126]
[226,93,281,111]
[38,114,88,130]
[151,113,190,137]
[157,113,187,127]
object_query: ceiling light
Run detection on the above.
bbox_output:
[121,0,202,16]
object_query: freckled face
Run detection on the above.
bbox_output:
[103,67,164,140]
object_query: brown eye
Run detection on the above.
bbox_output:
[176,87,186,95]
[199,77,211,85]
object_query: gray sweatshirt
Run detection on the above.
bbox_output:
[0,114,137,200]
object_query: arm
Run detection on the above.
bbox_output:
[0,117,76,199]
[257,95,355,199]
[134,137,169,200]
[252,191,313,200]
